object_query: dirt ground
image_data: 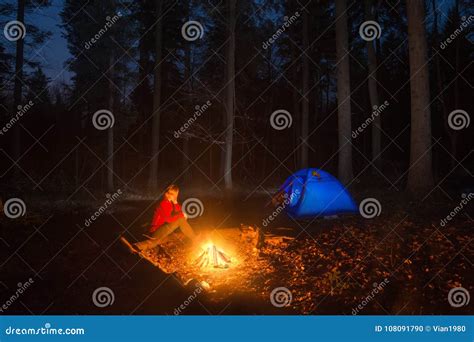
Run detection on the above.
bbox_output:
[0,190,472,315]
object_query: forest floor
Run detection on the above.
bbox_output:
[0,188,472,315]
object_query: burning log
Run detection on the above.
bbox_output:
[217,250,231,264]
[194,244,231,269]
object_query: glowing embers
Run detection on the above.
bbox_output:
[194,243,231,269]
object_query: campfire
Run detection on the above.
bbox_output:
[138,226,265,292]
[194,243,231,269]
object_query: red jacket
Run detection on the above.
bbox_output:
[149,199,184,233]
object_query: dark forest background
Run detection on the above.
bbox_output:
[0,0,472,200]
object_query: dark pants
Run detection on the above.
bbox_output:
[135,217,196,250]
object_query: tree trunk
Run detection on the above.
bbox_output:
[300,9,309,169]
[75,148,79,187]
[451,0,460,167]
[224,0,236,191]
[335,0,353,184]
[365,0,381,170]
[325,68,330,114]
[432,0,453,174]
[149,0,163,190]
[182,1,192,182]
[12,0,25,163]
[453,0,460,110]
[406,0,434,194]
[314,69,320,157]
[107,54,115,192]
[137,2,149,155]
[292,48,300,170]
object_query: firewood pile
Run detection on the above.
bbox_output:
[194,244,231,269]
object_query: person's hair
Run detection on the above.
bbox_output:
[165,184,179,194]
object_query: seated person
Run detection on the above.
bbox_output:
[121,184,196,253]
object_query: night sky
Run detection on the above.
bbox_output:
[33,0,72,82]
[1,0,72,84]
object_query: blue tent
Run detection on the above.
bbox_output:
[279,168,357,218]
